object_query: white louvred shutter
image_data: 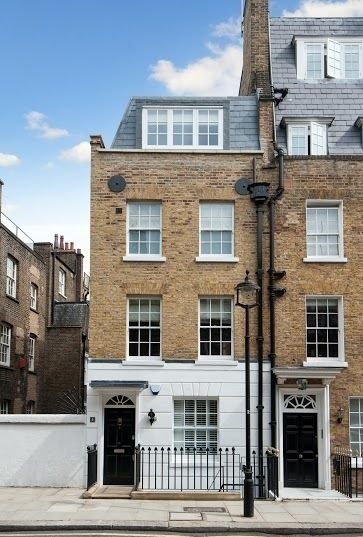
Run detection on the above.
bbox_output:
[327,39,341,78]
[311,123,327,155]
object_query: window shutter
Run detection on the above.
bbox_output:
[327,39,341,78]
[311,123,327,155]
[296,41,307,79]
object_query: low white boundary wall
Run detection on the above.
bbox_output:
[0,415,86,487]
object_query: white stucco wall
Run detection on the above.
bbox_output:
[86,360,272,486]
[0,415,86,487]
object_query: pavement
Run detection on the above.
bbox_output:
[0,487,363,535]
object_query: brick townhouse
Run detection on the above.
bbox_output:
[86,96,277,491]
[0,180,89,414]
[86,0,363,496]
[241,0,363,492]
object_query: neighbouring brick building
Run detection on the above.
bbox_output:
[0,180,89,414]
[86,0,363,497]
[240,0,363,493]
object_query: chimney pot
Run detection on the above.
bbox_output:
[76,248,81,254]
[70,241,74,250]
[65,242,69,250]
[54,234,59,248]
[60,235,64,249]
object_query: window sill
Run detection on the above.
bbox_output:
[195,359,238,367]
[6,294,19,303]
[0,363,12,369]
[30,308,39,314]
[58,293,67,299]
[195,256,239,263]
[303,257,347,263]
[28,370,36,375]
[123,359,165,367]
[303,360,348,368]
[123,255,166,262]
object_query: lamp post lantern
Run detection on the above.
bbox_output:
[235,270,260,518]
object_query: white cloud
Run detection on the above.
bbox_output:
[283,0,363,16]
[43,161,55,170]
[25,111,69,139]
[0,153,21,167]
[59,141,90,163]
[211,16,240,39]
[150,43,242,96]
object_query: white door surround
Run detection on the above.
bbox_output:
[277,386,331,491]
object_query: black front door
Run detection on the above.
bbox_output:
[283,413,318,488]
[104,407,135,485]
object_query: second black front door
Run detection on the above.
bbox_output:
[283,413,318,488]
[104,407,135,485]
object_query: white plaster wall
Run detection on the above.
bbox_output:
[0,415,86,487]
[87,361,272,472]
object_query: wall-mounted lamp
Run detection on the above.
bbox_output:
[148,409,157,426]
[337,407,344,424]
[296,378,308,391]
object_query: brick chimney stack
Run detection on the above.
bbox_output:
[239,0,272,98]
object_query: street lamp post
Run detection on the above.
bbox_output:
[235,270,260,518]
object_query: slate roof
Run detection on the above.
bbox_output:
[111,96,260,151]
[270,18,363,155]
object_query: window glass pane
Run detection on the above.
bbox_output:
[306,298,340,360]
[290,127,307,155]
[128,203,161,256]
[345,45,360,79]
[199,298,232,357]
[306,44,323,79]
[128,298,160,357]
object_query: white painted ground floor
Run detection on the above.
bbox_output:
[86,359,341,493]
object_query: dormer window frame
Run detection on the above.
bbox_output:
[355,117,363,146]
[142,107,224,150]
[294,36,363,81]
[283,117,333,156]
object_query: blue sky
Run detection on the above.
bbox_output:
[0,0,358,271]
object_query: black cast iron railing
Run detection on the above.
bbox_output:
[87,444,97,490]
[134,445,279,499]
[332,447,363,498]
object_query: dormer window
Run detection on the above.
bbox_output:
[283,117,333,156]
[142,108,223,149]
[295,37,363,80]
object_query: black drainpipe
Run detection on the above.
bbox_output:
[268,148,286,447]
[51,251,55,325]
[248,175,270,491]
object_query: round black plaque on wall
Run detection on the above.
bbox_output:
[108,175,127,192]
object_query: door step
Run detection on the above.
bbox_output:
[83,485,133,499]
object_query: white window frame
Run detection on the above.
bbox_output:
[58,268,66,297]
[198,297,233,362]
[0,400,9,414]
[28,335,35,372]
[0,324,11,367]
[296,37,363,80]
[123,201,165,262]
[142,107,224,150]
[304,200,347,263]
[304,295,346,367]
[173,398,218,452]
[30,283,38,310]
[349,397,363,457]
[196,202,239,262]
[6,256,17,298]
[287,122,327,156]
[126,297,162,361]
